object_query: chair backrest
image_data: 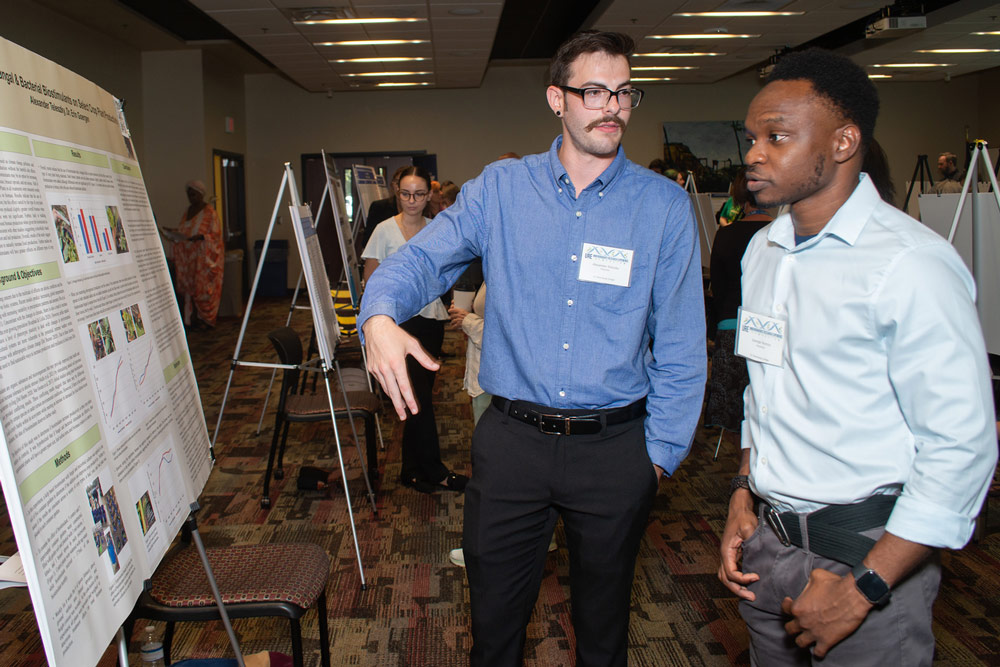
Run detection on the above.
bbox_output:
[267,327,304,408]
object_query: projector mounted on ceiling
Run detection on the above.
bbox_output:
[865,15,926,38]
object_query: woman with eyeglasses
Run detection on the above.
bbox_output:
[361,165,468,494]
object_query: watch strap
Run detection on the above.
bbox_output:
[730,474,750,495]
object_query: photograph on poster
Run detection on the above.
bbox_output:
[87,317,115,360]
[106,205,128,254]
[135,491,156,535]
[51,204,79,263]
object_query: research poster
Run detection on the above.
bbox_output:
[0,36,212,666]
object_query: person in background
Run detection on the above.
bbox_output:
[718,48,995,665]
[362,165,407,248]
[705,166,771,449]
[933,151,964,194]
[440,181,460,209]
[361,165,468,494]
[427,180,444,217]
[648,158,666,174]
[170,180,224,328]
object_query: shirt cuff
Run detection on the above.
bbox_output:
[884,494,975,549]
[357,301,399,344]
[646,439,686,476]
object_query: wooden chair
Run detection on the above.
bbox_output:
[263,326,380,509]
[130,531,331,667]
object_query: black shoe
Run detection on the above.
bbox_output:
[439,472,468,492]
[399,475,438,494]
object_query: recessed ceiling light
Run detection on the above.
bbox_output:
[915,48,1000,53]
[672,11,804,17]
[971,31,1000,35]
[332,57,428,63]
[448,8,483,16]
[376,82,431,87]
[632,77,673,82]
[632,66,698,71]
[868,74,892,79]
[342,71,432,77]
[634,51,723,57]
[649,34,759,39]
[315,39,428,46]
[871,62,954,67]
[294,18,424,25]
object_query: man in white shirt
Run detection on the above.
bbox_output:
[718,48,996,665]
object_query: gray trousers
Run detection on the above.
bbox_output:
[739,510,941,666]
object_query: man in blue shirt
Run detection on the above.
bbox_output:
[360,30,705,666]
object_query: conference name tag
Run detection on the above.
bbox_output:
[735,307,786,366]
[578,243,634,287]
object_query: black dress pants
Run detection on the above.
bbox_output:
[463,403,658,667]
[398,315,449,484]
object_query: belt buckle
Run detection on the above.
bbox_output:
[765,506,792,547]
[537,414,566,435]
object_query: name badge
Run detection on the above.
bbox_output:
[735,307,786,366]
[578,243,634,287]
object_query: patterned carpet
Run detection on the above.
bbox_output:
[1,295,998,666]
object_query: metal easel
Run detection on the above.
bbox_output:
[209,163,375,587]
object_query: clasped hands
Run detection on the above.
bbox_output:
[717,494,872,658]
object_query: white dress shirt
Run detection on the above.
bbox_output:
[740,173,996,549]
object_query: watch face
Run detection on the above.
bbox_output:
[856,569,890,605]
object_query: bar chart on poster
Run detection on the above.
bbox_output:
[0,36,213,666]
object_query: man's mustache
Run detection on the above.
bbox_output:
[586,116,625,131]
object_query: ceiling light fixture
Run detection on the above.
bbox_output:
[871,62,954,67]
[632,66,698,71]
[342,71,432,77]
[915,48,1000,53]
[294,17,424,25]
[868,73,892,78]
[971,30,1000,35]
[315,39,428,46]
[649,33,759,39]
[672,11,804,17]
[332,57,428,63]
[632,77,673,82]
[376,82,431,87]
[634,51,723,57]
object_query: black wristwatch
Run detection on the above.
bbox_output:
[851,563,891,607]
[729,474,750,495]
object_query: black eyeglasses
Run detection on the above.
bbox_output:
[559,85,644,110]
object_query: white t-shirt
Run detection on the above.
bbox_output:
[362,216,449,321]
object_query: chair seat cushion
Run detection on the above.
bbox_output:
[285,390,381,418]
[150,542,330,609]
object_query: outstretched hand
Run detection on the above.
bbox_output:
[363,315,440,419]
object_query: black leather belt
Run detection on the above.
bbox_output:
[762,494,897,567]
[492,396,646,436]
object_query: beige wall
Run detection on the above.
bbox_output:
[245,63,988,262]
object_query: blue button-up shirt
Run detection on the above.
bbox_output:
[359,136,706,474]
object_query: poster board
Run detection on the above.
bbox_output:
[917,193,1000,355]
[324,153,362,308]
[690,192,718,266]
[285,168,341,363]
[352,164,387,219]
[0,36,212,665]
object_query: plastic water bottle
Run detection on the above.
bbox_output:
[140,625,166,666]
